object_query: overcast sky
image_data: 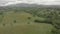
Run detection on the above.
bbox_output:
[0,0,60,6]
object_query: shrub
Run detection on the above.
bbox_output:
[51,28,60,34]
[28,17,31,20]
[34,19,52,24]
[3,24,5,26]
[27,22,30,24]
[0,12,3,15]
[14,20,16,23]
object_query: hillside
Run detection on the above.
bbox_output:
[0,3,60,34]
[0,11,54,34]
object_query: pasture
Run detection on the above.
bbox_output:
[0,11,54,34]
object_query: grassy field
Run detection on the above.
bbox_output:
[0,23,53,34]
[0,12,54,34]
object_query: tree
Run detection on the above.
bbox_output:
[14,20,16,23]
[51,10,60,34]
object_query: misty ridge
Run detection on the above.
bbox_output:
[0,3,60,11]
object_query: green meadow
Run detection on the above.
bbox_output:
[0,11,54,34]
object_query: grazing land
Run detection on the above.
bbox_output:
[0,6,60,34]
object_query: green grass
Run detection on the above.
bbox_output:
[0,11,54,34]
[1,12,33,24]
[0,23,53,34]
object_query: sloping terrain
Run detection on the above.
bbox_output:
[0,11,54,34]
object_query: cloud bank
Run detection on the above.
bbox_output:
[0,0,60,6]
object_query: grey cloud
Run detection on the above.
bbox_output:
[0,0,60,6]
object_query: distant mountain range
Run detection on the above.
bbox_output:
[0,3,60,10]
[3,3,60,8]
